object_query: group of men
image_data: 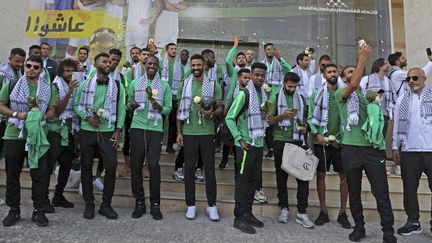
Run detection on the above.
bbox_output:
[0,38,431,243]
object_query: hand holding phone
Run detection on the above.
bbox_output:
[426,48,432,57]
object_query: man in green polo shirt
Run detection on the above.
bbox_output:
[307,64,351,229]
[0,55,55,227]
[335,45,396,243]
[127,48,151,82]
[226,62,268,234]
[176,54,223,221]
[44,58,79,212]
[74,52,126,220]
[128,56,172,220]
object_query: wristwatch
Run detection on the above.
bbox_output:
[12,111,17,118]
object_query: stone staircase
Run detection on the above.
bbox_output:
[0,148,431,223]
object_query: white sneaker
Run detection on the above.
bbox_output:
[93,177,104,191]
[254,189,268,203]
[78,182,83,196]
[207,206,220,221]
[278,208,289,223]
[186,206,197,220]
[0,198,5,206]
[173,168,184,181]
[195,168,205,182]
[395,165,401,176]
[296,213,314,228]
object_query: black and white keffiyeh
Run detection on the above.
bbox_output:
[313,72,324,91]
[110,69,121,83]
[245,81,267,145]
[161,54,183,95]
[77,74,118,128]
[396,85,432,148]
[346,88,366,131]
[177,75,215,123]
[52,76,79,133]
[207,64,218,83]
[277,88,304,142]
[262,57,283,86]
[134,74,164,125]
[311,84,330,133]
[366,73,395,118]
[133,63,144,80]
[0,63,20,82]
[291,66,311,93]
[9,76,51,137]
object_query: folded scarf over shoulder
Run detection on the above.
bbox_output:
[77,74,118,128]
[9,76,51,137]
[0,63,21,82]
[291,66,311,94]
[161,54,183,95]
[262,57,283,86]
[52,76,80,133]
[277,88,304,142]
[245,81,267,146]
[366,73,395,119]
[134,73,164,124]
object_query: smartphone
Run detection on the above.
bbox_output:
[427,48,432,56]
[358,39,366,48]
[72,71,81,82]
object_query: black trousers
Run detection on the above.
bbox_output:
[0,120,6,156]
[273,140,309,213]
[5,139,48,209]
[342,145,394,234]
[45,132,75,202]
[175,145,203,171]
[265,126,273,150]
[222,144,237,163]
[400,152,432,223]
[234,146,263,217]
[122,114,132,156]
[79,130,117,206]
[184,135,217,206]
[167,99,178,147]
[130,129,163,205]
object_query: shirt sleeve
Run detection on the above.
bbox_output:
[115,82,126,130]
[280,58,292,74]
[307,91,319,135]
[225,75,237,105]
[0,81,10,104]
[360,76,368,90]
[422,61,432,75]
[225,47,237,78]
[49,85,59,106]
[308,59,316,74]
[392,96,402,150]
[226,91,246,144]
[214,80,222,100]
[161,82,173,116]
[73,80,87,120]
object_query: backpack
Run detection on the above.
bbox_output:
[216,88,249,147]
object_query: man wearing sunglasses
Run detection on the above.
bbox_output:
[0,55,56,227]
[393,68,432,236]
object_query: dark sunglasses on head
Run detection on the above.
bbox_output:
[25,63,41,70]
[405,76,419,82]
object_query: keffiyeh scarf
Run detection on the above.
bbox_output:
[207,64,218,83]
[311,84,330,133]
[245,81,267,145]
[52,76,79,133]
[77,74,118,128]
[346,88,366,131]
[291,66,311,93]
[0,63,20,82]
[396,85,432,148]
[263,57,283,86]
[9,76,51,137]
[134,74,164,125]
[366,73,395,119]
[277,88,304,142]
[161,55,183,95]
[133,63,144,80]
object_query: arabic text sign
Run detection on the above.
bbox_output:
[25,10,122,38]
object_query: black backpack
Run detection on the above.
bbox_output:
[216,88,249,147]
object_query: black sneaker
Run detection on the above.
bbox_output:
[314,211,330,226]
[349,225,366,242]
[150,204,163,220]
[132,200,146,219]
[234,218,256,234]
[84,203,95,219]
[99,205,118,219]
[383,233,397,243]
[31,209,48,227]
[337,212,352,229]
[219,160,228,170]
[43,203,55,214]
[397,222,422,236]
[265,149,274,159]
[244,213,264,228]
[52,195,74,208]
[2,208,20,227]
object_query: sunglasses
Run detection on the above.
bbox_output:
[25,63,41,70]
[405,76,419,82]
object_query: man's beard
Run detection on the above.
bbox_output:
[98,67,110,75]
[401,62,407,68]
[192,69,203,78]
[328,77,338,84]
[238,63,246,68]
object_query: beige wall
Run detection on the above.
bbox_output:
[0,0,29,61]
[403,0,432,76]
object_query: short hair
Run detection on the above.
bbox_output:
[340,65,356,79]
[236,52,246,59]
[10,48,26,57]
[370,58,386,74]
[190,54,205,63]
[264,43,274,50]
[29,45,41,52]
[284,72,300,83]
[129,47,141,53]
[141,47,151,53]
[165,43,176,50]
[323,63,338,72]
[181,49,189,54]
[319,54,331,63]
[94,52,110,63]
[146,55,159,64]
[201,49,214,57]
[78,46,89,54]
[296,53,309,64]
[251,62,267,72]
[58,58,78,75]
[237,68,250,77]
[26,55,43,67]
[109,48,122,57]
[388,52,402,66]
[40,42,50,48]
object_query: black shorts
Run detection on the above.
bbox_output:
[314,144,343,173]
